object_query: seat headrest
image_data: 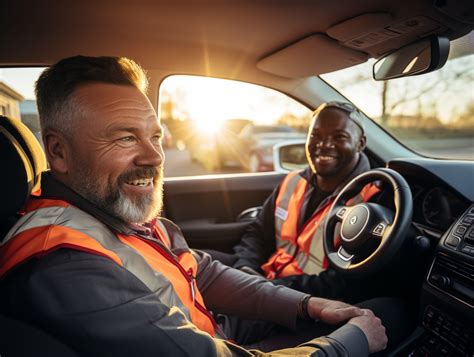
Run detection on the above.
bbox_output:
[0,116,47,218]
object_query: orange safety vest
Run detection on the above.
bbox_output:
[262,171,380,279]
[0,198,216,336]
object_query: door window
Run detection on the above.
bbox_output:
[159,75,312,177]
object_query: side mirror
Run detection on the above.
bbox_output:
[373,36,450,81]
[273,140,308,173]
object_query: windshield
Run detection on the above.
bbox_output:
[321,32,474,161]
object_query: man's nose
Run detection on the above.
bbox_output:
[135,140,164,167]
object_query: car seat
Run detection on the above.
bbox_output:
[0,115,46,236]
[0,115,78,356]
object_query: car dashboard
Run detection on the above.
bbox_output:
[411,184,467,234]
[387,158,473,356]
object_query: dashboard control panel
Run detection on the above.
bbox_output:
[413,306,473,356]
[444,205,474,256]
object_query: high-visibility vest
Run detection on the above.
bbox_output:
[0,198,216,336]
[262,171,380,279]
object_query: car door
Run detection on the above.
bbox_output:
[163,173,285,252]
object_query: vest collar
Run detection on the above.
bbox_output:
[38,171,136,236]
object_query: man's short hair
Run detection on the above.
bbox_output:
[35,55,148,135]
[313,101,365,134]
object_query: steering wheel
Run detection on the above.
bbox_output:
[323,168,413,275]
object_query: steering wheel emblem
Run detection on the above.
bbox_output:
[350,216,358,225]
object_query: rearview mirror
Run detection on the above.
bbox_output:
[373,36,450,80]
[273,140,308,173]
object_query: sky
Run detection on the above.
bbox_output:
[0,68,45,99]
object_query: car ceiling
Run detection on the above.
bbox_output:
[2,0,472,78]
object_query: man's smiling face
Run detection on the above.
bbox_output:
[66,83,164,223]
[306,107,365,181]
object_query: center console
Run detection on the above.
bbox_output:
[390,205,474,356]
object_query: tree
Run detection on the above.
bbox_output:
[326,57,473,127]
[276,112,311,132]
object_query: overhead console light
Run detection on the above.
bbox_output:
[328,13,446,57]
[327,13,394,42]
[257,34,367,78]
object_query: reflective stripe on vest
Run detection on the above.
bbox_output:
[0,198,216,336]
[262,174,380,279]
[274,171,307,245]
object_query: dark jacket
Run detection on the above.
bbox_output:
[232,155,371,301]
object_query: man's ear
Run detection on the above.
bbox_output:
[357,134,367,152]
[43,130,69,174]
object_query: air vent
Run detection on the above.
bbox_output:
[428,253,474,306]
[436,253,474,282]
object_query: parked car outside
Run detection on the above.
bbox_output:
[237,124,306,172]
[188,118,252,171]
[211,118,253,170]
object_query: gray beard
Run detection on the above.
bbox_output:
[70,165,163,224]
[108,186,163,223]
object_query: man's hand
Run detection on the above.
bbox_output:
[349,309,387,353]
[307,297,363,325]
[307,298,388,353]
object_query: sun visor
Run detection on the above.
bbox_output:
[257,34,368,78]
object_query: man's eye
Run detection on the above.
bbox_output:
[118,136,136,143]
[151,135,162,144]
